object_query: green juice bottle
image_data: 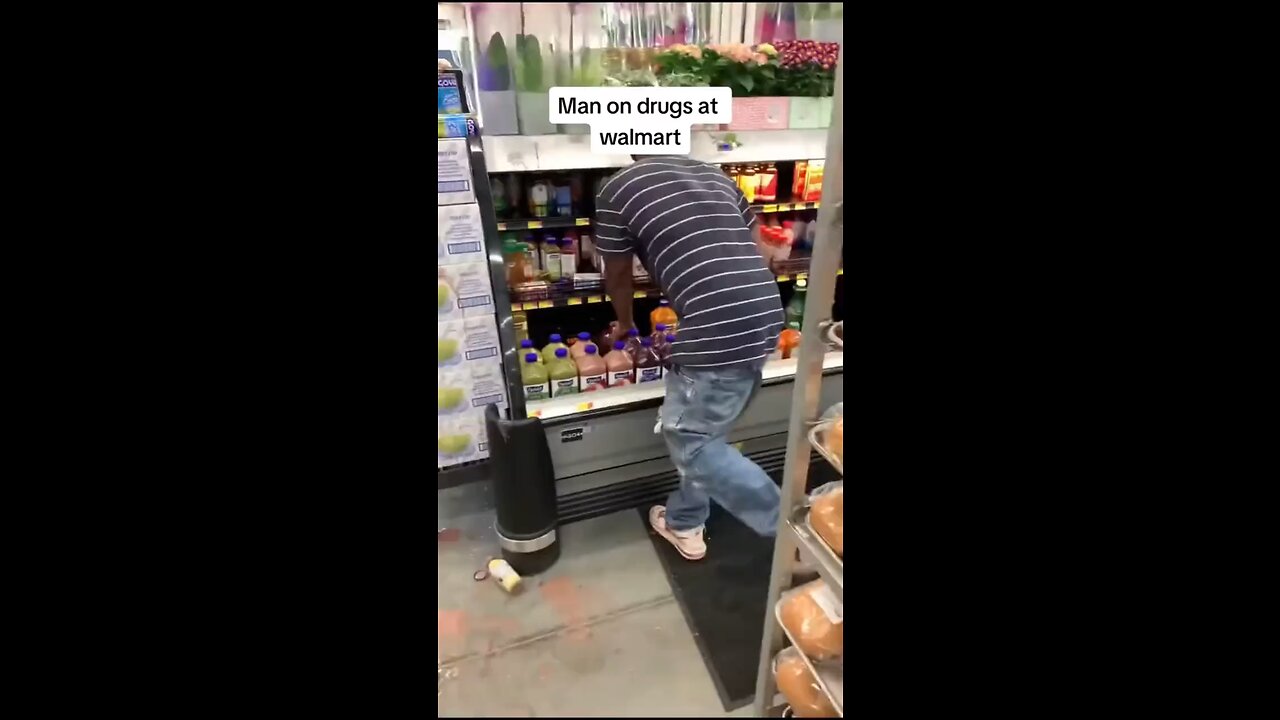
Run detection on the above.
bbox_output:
[547,347,580,397]
[521,352,549,401]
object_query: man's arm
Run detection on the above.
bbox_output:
[595,182,637,338]
[604,254,635,332]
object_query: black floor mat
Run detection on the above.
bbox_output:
[640,462,841,711]
[641,501,772,711]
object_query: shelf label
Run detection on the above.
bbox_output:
[527,220,543,229]
[796,273,808,281]
[537,300,553,309]
[777,203,792,211]
[633,290,647,299]
[575,402,593,412]
[587,295,603,304]
[496,222,509,231]
[777,275,790,282]
[527,409,543,418]
[837,268,844,276]
[567,297,583,305]
[575,217,590,226]
[762,204,778,213]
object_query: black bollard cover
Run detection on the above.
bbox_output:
[484,404,560,575]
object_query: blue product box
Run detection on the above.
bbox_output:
[438,73,463,114]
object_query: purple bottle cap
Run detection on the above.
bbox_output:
[655,323,667,332]
[520,339,534,348]
[666,334,675,342]
[550,333,562,342]
[578,332,591,341]
[613,340,626,351]
[628,328,639,337]
[584,344,597,355]
[525,353,539,363]
[555,348,568,358]
[641,337,652,346]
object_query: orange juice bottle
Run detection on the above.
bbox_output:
[650,299,678,333]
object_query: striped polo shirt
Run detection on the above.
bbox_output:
[595,157,783,369]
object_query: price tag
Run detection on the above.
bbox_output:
[812,202,821,209]
[575,217,590,226]
[633,290,647,298]
[496,222,509,231]
[575,401,593,412]
[777,275,790,282]
[567,297,583,306]
[796,273,808,281]
[587,295,603,304]
[527,409,542,418]
[777,203,792,211]
[537,300,553,309]
[762,204,778,213]
[527,220,543,229]
[521,302,536,311]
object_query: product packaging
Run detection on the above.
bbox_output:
[438,262,495,317]
[808,481,843,557]
[777,580,843,660]
[773,647,837,717]
[437,139,474,205]
[437,204,486,265]
[802,160,825,202]
[437,367,473,416]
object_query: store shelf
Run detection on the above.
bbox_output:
[525,352,845,420]
[507,263,838,309]
[787,505,843,601]
[482,129,829,173]
[773,602,844,715]
[496,216,592,232]
[750,200,821,213]
[808,422,843,475]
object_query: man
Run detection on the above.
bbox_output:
[595,156,783,560]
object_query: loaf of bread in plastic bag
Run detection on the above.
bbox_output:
[809,482,843,557]
[778,580,843,660]
[774,646,837,717]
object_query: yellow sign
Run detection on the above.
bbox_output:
[527,220,543,229]
[633,290,647,299]
[528,409,543,418]
[567,297,583,306]
[777,203,792,211]
[575,217,590,226]
[796,273,808,281]
[777,275,790,282]
[587,295,603,304]
[537,300,553,309]
[762,204,778,213]
[576,402,593,412]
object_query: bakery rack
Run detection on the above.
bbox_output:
[753,52,845,718]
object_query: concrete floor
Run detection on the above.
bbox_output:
[438,482,752,717]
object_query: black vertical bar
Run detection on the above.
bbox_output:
[466,132,526,420]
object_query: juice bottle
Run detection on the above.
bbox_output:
[651,324,670,358]
[547,348,580,397]
[785,278,808,331]
[542,236,562,281]
[521,352,550,401]
[529,178,551,217]
[635,337,663,383]
[662,333,676,370]
[606,340,635,386]
[541,333,568,363]
[554,180,573,217]
[575,344,608,391]
[758,162,778,203]
[623,327,642,359]
[778,328,801,359]
[739,164,758,203]
[519,338,542,362]
[792,161,808,201]
[650,299,678,332]
[570,332,593,358]
[560,230,578,279]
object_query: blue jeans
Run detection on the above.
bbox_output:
[661,360,780,536]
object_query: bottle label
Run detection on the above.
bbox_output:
[638,366,662,383]
[609,369,634,386]
[524,382,549,401]
[552,377,579,397]
[581,372,607,391]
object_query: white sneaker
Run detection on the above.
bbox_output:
[649,505,706,560]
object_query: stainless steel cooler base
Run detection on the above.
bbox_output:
[544,370,844,525]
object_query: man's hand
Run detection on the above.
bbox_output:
[608,321,635,346]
